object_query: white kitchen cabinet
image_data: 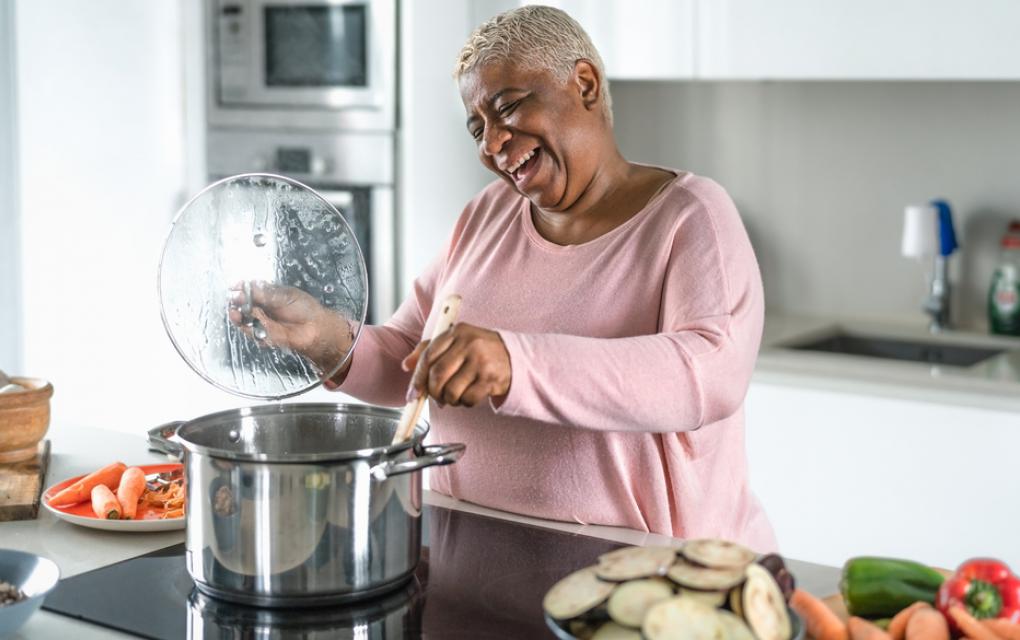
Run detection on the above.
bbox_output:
[745,381,1020,571]
[522,0,1020,80]
[522,0,696,80]
[698,0,1020,79]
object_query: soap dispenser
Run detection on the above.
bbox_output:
[989,220,1020,336]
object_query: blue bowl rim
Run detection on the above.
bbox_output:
[0,549,61,600]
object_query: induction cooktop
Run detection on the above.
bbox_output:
[43,504,624,639]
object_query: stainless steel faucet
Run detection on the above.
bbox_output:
[903,199,957,333]
[922,254,951,332]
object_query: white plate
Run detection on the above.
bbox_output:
[42,500,185,532]
[42,463,186,532]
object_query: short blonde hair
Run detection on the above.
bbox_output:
[454,5,613,124]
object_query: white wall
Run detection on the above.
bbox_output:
[9,0,494,435]
[0,0,20,372]
[612,81,1020,330]
[397,0,495,291]
[12,1,272,434]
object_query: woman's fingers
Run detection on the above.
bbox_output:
[406,327,460,398]
[404,323,511,407]
[401,340,429,373]
[426,348,468,404]
[439,367,488,407]
[457,380,493,408]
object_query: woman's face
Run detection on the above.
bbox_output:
[459,60,604,212]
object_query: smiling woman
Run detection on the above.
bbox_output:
[246,5,775,551]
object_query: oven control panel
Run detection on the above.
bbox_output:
[216,3,251,104]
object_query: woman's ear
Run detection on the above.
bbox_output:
[572,59,601,112]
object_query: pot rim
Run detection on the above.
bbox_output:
[174,402,429,463]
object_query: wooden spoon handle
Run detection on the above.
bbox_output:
[391,294,462,445]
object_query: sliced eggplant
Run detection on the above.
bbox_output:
[591,621,644,640]
[676,587,727,608]
[756,553,786,576]
[729,584,744,617]
[666,558,746,591]
[568,619,599,640]
[607,579,674,629]
[642,596,726,640]
[716,609,756,640]
[758,553,796,602]
[741,564,792,640]
[543,566,616,620]
[682,538,756,570]
[596,546,677,581]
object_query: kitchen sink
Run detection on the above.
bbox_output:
[787,332,1004,367]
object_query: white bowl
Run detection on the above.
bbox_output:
[0,549,60,638]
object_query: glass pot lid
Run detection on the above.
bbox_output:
[158,173,368,399]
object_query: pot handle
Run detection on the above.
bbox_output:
[370,443,466,481]
[147,421,186,460]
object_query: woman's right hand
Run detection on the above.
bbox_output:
[228,281,354,377]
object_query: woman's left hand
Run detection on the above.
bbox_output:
[402,323,511,408]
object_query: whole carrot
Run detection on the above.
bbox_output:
[982,618,1020,640]
[116,467,146,520]
[790,588,849,640]
[848,616,892,640]
[50,462,127,507]
[889,602,931,640]
[948,606,1003,640]
[905,606,949,640]
[91,485,121,519]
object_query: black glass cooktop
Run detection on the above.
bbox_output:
[43,505,624,639]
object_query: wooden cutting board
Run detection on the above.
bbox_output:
[0,440,51,521]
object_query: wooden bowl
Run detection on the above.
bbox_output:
[0,377,53,464]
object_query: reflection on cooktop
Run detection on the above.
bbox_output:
[43,505,624,639]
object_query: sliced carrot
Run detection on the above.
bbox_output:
[116,467,146,520]
[790,588,849,640]
[948,606,1004,640]
[982,618,1020,640]
[889,602,931,640]
[848,616,893,640]
[50,462,127,507]
[905,605,949,640]
[90,484,121,519]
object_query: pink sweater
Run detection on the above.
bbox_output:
[341,170,777,552]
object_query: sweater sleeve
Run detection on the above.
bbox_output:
[493,182,764,433]
[337,195,480,406]
[337,242,445,407]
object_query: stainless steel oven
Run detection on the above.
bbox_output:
[207,129,396,324]
[208,0,396,130]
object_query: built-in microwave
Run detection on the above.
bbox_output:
[208,0,396,131]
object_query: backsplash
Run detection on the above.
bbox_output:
[612,81,1020,331]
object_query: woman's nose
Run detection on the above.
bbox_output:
[482,124,511,156]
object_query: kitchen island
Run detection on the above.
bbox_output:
[749,314,1020,571]
[3,422,840,639]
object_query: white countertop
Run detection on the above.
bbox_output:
[3,422,840,639]
[756,314,1020,412]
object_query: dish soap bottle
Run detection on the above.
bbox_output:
[988,220,1020,336]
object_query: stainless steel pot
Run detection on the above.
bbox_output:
[186,576,423,639]
[148,403,464,607]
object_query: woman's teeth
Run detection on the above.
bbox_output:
[507,149,536,174]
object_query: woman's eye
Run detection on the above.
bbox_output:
[497,100,520,116]
[471,128,483,141]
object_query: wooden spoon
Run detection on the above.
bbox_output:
[391,294,462,445]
